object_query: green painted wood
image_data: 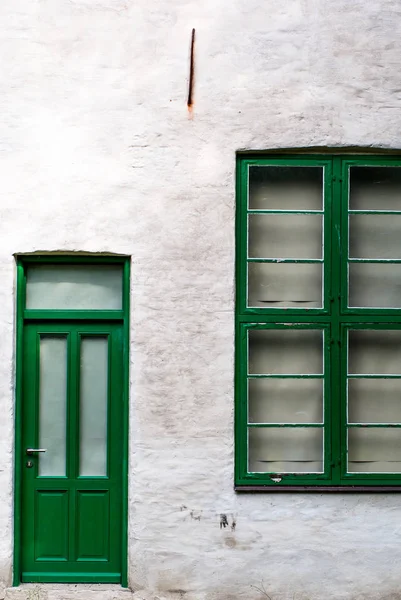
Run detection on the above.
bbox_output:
[35,491,69,561]
[76,491,109,560]
[21,322,124,581]
[15,256,129,585]
[235,155,401,488]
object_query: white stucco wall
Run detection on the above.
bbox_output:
[2,1,401,598]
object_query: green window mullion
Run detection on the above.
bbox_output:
[68,332,79,481]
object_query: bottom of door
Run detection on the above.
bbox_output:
[21,572,121,583]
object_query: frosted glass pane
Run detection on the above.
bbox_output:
[248,262,322,308]
[248,329,323,375]
[248,214,322,259]
[248,379,323,424]
[348,379,401,424]
[39,337,67,476]
[349,215,401,259]
[350,167,401,210]
[26,265,123,310]
[248,427,323,473]
[249,166,323,210]
[348,428,401,473]
[348,330,401,374]
[349,263,401,308]
[80,337,108,476]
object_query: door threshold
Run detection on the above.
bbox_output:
[7,582,133,599]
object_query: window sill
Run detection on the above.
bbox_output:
[235,485,401,492]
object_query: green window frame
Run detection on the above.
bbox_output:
[235,154,401,490]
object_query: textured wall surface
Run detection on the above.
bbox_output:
[2,1,401,598]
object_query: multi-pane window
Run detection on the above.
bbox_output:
[235,156,401,489]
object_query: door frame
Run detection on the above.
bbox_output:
[13,255,130,587]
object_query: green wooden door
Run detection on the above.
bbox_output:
[21,322,123,583]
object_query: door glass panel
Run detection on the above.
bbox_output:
[39,337,67,477]
[248,379,323,424]
[248,427,323,473]
[248,166,323,210]
[348,428,401,473]
[349,215,401,259]
[349,263,401,308]
[248,214,322,259]
[348,379,401,424]
[26,265,123,310]
[349,166,401,210]
[248,329,323,375]
[348,330,401,374]
[79,337,108,476]
[248,262,322,308]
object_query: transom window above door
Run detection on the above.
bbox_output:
[235,155,401,490]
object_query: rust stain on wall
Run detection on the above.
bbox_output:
[187,28,195,117]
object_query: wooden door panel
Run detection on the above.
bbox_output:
[34,490,69,561]
[76,490,110,561]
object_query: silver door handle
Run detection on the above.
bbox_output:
[26,448,47,455]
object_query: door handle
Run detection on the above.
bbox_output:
[26,448,47,455]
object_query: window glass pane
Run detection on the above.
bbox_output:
[248,262,322,308]
[248,427,323,473]
[349,215,401,259]
[349,263,401,308]
[248,329,323,375]
[26,264,123,310]
[248,379,323,424]
[79,337,108,476]
[249,166,323,210]
[349,166,401,210]
[348,330,401,374]
[348,428,401,473]
[348,379,401,424]
[39,337,67,477]
[248,214,322,259]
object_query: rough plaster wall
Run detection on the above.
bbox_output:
[2,0,401,598]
